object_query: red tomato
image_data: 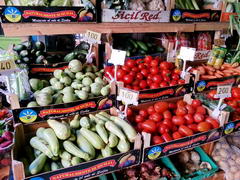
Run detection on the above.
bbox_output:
[135,115,144,123]
[150,67,159,75]
[184,114,194,125]
[158,124,170,134]
[207,90,218,100]
[141,69,149,77]
[172,131,183,140]
[129,71,136,77]
[177,100,187,107]
[188,124,198,133]
[150,83,159,89]
[196,106,206,115]
[151,113,163,122]
[136,73,144,80]
[186,105,195,114]
[153,75,162,83]
[227,100,238,108]
[125,85,131,89]
[174,69,181,75]
[138,63,146,70]
[144,56,153,64]
[160,62,171,70]
[147,74,154,80]
[142,120,157,133]
[193,113,205,123]
[232,88,240,99]
[136,122,143,132]
[192,99,202,108]
[147,79,153,86]
[136,59,143,64]
[116,69,126,80]
[122,65,130,72]
[127,108,133,117]
[169,80,178,86]
[132,67,139,72]
[147,106,156,115]
[154,102,169,113]
[162,118,173,129]
[133,80,140,86]
[152,135,164,145]
[178,79,185,84]
[172,74,180,81]
[178,125,194,136]
[150,60,158,67]
[163,110,172,119]
[176,106,187,116]
[205,117,219,129]
[169,103,177,109]
[159,81,168,88]
[139,109,148,118]
[162,69,171,77]
[123,74,134,84]
[162,133,173,142]
[163,76,171,82]
[139,80,148,89]
[197,122,212,132]
[172,125,178,132]
[172,116,185,126]
[126,60,136,68]
[133,86,140,91]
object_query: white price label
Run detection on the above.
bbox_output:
[84,30,101,44]
[117,87,139,106]
[109,49,126,66]
[214,84,232,99]
[0,60,17,73]
[179,47,196,61]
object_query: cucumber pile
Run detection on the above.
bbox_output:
[113,38,165,57]
[19,112,137,176]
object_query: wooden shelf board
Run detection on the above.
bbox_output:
[2,22,229,37]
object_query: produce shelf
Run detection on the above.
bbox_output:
[2,22,229,37]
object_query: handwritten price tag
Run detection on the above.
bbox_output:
[117,87,139,106]
[179,47,196,61]
[84,30,101,44]
[214,84,232,99]
[109,49,126,66]
[0,60,17,73]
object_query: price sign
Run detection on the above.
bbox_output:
[0,60,17,73]
[214,84,232,99]
[85,30,101,44]
[179,47,196,61]
[117,87,139,106]
[109,49,126,66]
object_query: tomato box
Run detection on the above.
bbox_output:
[12,111,142,180]
[127,94,229,162]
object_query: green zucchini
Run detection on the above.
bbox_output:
[108,133,119,148]
[105,121,126,141]
[76,132,95,159]
[42,128,59,156]
[117,139,130,153]
[63,140,90,161]
[101,145,113,158]
[30,136,53,158]
[29,153,47,175]
[96,123,109,144]
[71,157,82,166]
[60,151,72,161]
[97,112,111,120]
[61,159,71,168]
[51,162,60,171]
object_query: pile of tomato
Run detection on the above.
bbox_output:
[207,88,240,121]
[104,56,185,91]
[128,99,219,145]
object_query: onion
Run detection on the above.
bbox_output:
[143,161,156,169]
[153,166,161,175]
[140,164,149,173]
[161,168,171,177]
[125,169,136,178]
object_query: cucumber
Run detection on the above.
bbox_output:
[136,41,148,52]
[43,128,59,156]
[63,140,90,161]
[30,136,53,158]
[20,50,28,57]
[129,39,138,49]
[105,121,126,141]
[13,44,26,52]
[64,52,75,62]
[96,123,109,144]
[35,41,45,51]
[76,131,96,159]
[29,153,47,175]
[80,128,106,150]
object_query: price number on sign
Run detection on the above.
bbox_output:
[117,87,139,106]
[85,30,101,44]
[215,84,232,99]
[179,47,196,61]
[0,60,17,72]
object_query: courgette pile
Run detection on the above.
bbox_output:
[19,112,137,176]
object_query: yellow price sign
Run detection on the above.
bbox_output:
[0,60,17,73]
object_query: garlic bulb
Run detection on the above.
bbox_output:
[129,0,146,10]
[147,0,165,11]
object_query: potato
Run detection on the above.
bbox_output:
[219,149,228,157]
[226,172,234,180]
[231,153,238,160]
[234,172,240,180]
[228,159,236,166]
[230,166,238,173]
[214,142,221,150]
[221,143,230,149]
[213,155,221,162]
[236,157,240,165]
[218,160,228,170]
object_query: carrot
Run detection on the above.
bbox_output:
[232,68,240,74]
[208,71,214,75]
[224,73,233,77]
[215,73,223,78]
[201,75,217,79]
[223,70,234,74]
[231,62,239,68]
[216,70,224,76]
[222,63,232,69]
[203,65,215,72]
[197,66,205,75]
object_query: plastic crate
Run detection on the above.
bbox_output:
[180,147,219,180]
[161,157,181,180]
